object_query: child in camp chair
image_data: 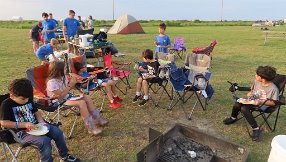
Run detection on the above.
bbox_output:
[46,61,108,135]
[223,66,279,141]
[133,49,160,106]
[0,78,80,162]
[73,61,123,109]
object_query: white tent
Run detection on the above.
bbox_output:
[11,16,23,22]
[108,14,144,34]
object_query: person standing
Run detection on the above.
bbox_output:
[42,12,56,44]
[87,15,94,29]
[154,23,171,54]
[78,16,85,29]
[29,21,43,53]
[62,10,84,55]
[49,13,58,26]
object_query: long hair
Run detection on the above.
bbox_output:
[48,61,65,80]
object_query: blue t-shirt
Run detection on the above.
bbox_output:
[63,18,81,37]
[155,35,171,53]
[49,18,58,26]
[36,43,54,60]
[42,20,56,39]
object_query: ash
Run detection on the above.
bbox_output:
[157,136,214,162]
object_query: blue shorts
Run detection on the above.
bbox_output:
[88,79,109,90]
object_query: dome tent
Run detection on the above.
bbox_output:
[108,14,145,34]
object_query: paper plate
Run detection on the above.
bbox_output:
[237,98,255,105]
[69,96,83,101]
[26,123,49,136]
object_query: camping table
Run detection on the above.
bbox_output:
[264,31,286,44]
[68,42,111,66]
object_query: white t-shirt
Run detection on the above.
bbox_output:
[46,76,69,99]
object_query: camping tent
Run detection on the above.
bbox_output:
[11,16,23,22]
[108,14,144,34]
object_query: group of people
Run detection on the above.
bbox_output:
[0,12,280,162]
[30,10,95,61]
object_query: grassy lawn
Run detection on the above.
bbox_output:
[0,24,286,161]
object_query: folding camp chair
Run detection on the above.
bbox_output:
[228,74,286,133]
[168,53,214,120]
[0,94,60,161]
[169,38,187,59]
[192,40,217,58]
[103,52,132,95]
[68,55,108,111]
[134,53,174,107]
[26,64,80,139]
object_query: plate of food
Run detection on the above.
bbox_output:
[26,123,49,136]
[69,95,83,101]
[237,98,255,105]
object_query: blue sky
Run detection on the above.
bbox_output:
[0,0,285,21]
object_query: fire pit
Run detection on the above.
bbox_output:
[137,123,249,162]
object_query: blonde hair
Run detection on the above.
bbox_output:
[50,38,59,46]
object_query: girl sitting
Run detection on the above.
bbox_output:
[73,61,123,109]
[46,61,108,135]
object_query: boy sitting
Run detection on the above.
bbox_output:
[223,66,279,141]
[0,78,80,162]
[73,62,123,109]
[133,49,160,106]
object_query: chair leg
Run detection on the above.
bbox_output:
[194,91,206,110]
[4,144,19,162]
[99,90,107,112]
[2,143,9,162]
[68,115,79,139]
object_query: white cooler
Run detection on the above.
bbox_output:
[268,135,286,162]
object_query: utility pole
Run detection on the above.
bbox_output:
[221,0,223,22]
[113,0,115,21]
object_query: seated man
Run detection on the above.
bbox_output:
[132,49,160,106]
[0,78,80,162]
[223,66,279,141]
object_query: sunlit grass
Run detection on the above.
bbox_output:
[0,25,286,161]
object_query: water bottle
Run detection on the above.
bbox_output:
[249,90,262,100]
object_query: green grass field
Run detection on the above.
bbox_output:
[0,24,286,162]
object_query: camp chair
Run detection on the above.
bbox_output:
[192,40,217,58]
[68,55,107,111]
[134,53,174,107]
[169,38,187,59]
[103,52,132,95]
[227,74,286,133]
[168,54,213,120]
[0,94,60,162]
[26,63,80,139]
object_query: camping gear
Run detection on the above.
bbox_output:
[108,14,145,34]
[169,38,187,59]
[268,135,286,162]
[137,123,249,162]
[227,74,286,134]
[79,34,93,47]
[192,40,217,57]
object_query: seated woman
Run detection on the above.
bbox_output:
[73,61,123,109]
[46,61,108,135]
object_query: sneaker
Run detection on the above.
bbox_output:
[88,127,102,135]
[223,117,237,125]
[62,154,80,162]
[252,127,264,141]
[113,96,123,103]
[95,117,109,127]
[110,102,121,109]
[132,95,141,103]
[139,99,148,106]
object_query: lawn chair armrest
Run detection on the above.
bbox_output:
[113,61,132,66]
